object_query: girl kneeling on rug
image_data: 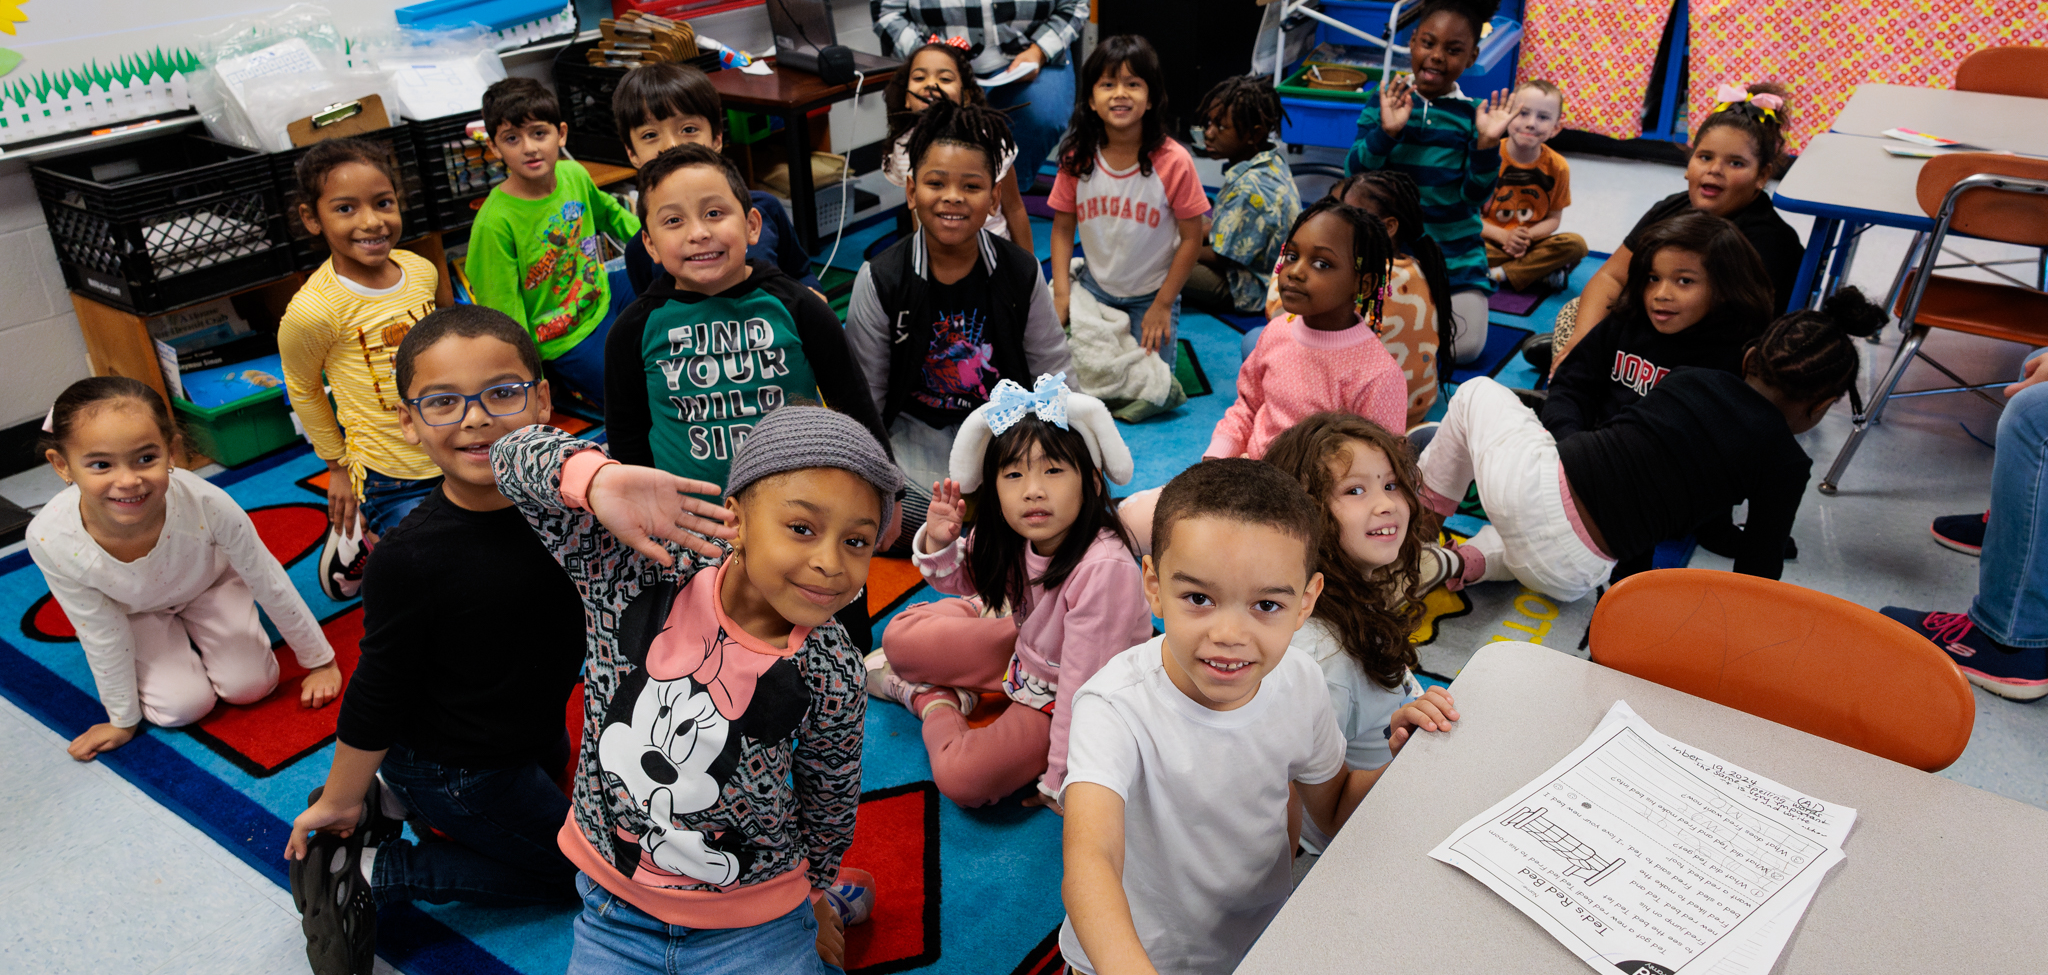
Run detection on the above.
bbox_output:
[1263,412,1460,853]
[868,374,1152,809]
[27,378,340,761]
[1421,289,1887,602]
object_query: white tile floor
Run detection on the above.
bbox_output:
[1,145,2041,974]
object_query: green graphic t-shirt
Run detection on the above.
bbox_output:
[467,160,641,359]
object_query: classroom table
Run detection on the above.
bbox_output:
[708,59,894,254]
[1773,131,1939,312]
[1829,82,2048,157]
[1236,641,2048,975]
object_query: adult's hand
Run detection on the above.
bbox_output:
[1004,42,1046,82]
[2007,353,2048,398]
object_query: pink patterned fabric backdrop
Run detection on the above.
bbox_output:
[1517,0,1678,141]
[1688,1,2048,152]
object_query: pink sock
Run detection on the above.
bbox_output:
[1421,485,1460,517]
[1445,544,1486,592]
[911,688,960,718]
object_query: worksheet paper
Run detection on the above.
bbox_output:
[1430,701,1854,975]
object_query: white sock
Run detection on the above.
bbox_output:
[359,846,377,885]
[1488,265,1506,283]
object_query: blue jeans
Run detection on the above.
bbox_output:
[1241,324,1265,361]
[1079,263,1180,371]
[1973,347,2048,647]
[567,873,845,975]
[358,470,438,538]
[371,735,577,908]
[986,58,1074,186]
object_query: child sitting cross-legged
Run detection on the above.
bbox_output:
[1059,459,1455,975]
[285,306,583,975]
[492,404,900,974]
[1262,413,1461,853]
[1481,79,1588,293]
[468,77,641,410]
[866,374,1150,810]
[1184,74,1300,316]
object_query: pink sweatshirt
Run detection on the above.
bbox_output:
[911,527,1152,796]
[1207,313,1410,459]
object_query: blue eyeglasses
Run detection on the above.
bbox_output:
[404,382,536,426]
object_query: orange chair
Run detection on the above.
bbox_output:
[1820,152,2048,493]
[1589,569,1975,772]
[1955,44,2048,99]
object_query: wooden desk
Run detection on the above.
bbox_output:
[1237,642,2048,975]
[1830,83,2048,157]
[708,58,895,252]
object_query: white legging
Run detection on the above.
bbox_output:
[1450,289,1491,365]
[131,572,281,728]
[1417,377,1615,603]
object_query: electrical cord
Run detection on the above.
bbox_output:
[820,69,863,273]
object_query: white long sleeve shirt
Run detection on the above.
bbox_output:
[27,468,336,728]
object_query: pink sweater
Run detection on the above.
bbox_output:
[1207,313,1410,459]
[911,527,1152,796]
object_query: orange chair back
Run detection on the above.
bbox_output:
[1589,569,1975,771]
[1955,44,2048,98]
[1915,152,2048,248]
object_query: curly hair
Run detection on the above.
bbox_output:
[1694,81,1793,179]
[884,41,988,144]
[1262,413,1438,691]
[1194,74,1284,154]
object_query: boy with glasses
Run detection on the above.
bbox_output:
[285,306,584,975]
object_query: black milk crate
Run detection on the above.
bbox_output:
[270,122,434,271]
[408,110,509,236]
[33,132,293,314]
[554,41,724,168]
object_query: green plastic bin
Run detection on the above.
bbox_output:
[172,387,299,467]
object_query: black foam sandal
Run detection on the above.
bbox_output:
[307,784,404,848]
[296,831,377,975]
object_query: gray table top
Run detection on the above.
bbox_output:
[1236,641,2048,975]
[1772,132,1933,228]
[1830,83,2048,156]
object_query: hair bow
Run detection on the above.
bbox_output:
[927,34,973,51]
[985,373,1069,436]
[41,407,55,434]
[1711,83,1783,122]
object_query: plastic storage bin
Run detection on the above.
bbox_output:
[32,133,293,315]
[172,388,299,467]
[270,122,432,271]
[553,41,724,167]
[408,111,509,237]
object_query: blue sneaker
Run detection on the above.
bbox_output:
[1881,608,2048,701]
[1930,512,1986,556]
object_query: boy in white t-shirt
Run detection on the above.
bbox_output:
[1058,459,1455,975]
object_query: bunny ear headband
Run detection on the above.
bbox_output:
[1712,83,1784,123]
[949,374,1134,492]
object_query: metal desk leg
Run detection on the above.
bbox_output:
[1788,216,1835,312]
[783,107,818,254]
[1821,222,1863,299]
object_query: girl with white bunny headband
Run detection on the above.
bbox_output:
[865,374,1154,811]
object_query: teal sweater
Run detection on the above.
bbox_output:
[1346,89,1500,293]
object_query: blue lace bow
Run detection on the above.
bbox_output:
[985,374,1070,436]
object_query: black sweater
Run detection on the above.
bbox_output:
[336,488,585,768]
[1558,369,1811,579]
[1542,308,1752,439]
[1625,191,1805,315]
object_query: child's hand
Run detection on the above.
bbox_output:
[586,464,739,566]
[1475,88,1523,149]
[1379,75,1414,137]
[1139,303,1173,354]
[284,793,364,862]
[1388,687,1460,756]
[300,661,343,709]
[923,479,966,553]
[323,460,359,536]
[812,895,846,968]
[1502,227,1531,258]
[67,722,136,762]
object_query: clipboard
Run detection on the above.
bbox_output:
[287,94,389,147]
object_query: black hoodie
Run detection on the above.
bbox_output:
[1542,305,1756,440]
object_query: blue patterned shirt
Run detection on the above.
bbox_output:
[1210,148,1301,313]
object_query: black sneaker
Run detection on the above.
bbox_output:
[1931,511,1987,556]
[318,526,369,601]
[1880,608,2047,701]
[1519,333,1554,374]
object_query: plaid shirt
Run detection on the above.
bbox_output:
[873,0,1085,66]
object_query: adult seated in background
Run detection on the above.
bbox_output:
[875,0,1084,184]
[1884,349,2048,702]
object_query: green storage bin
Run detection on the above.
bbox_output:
[726,109,781,146]
[1277,62,1387,102]
[172,387,299,467]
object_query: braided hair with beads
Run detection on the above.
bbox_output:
[1290,196,1397,328]
[1743,286,1889,413]
[1332,170,1457,356]
[1194,74,1284,155]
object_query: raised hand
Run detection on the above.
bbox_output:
[586,463,738,566]
[1475,88,1523,149]
[923,479,966,553]
[1379,74,1416,137]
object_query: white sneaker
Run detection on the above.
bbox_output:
[863,649,976,715]
[318,519,368,601]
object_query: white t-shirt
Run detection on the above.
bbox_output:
[1058,636,1346,975]
[1294,616,1422,853]
[1048,140,1211,298]
[883,130,1019,240]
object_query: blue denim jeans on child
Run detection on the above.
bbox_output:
[986,58,1074,187]
[1973,347,2048,647]
[358,470,438,538]
[371,734,577,908]
[567,872,846,975]
[1078,262,1180,371]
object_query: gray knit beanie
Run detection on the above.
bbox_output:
[725,406,904,531]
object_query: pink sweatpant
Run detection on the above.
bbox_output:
[133,572,280,728]
[884,598,1051,807]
